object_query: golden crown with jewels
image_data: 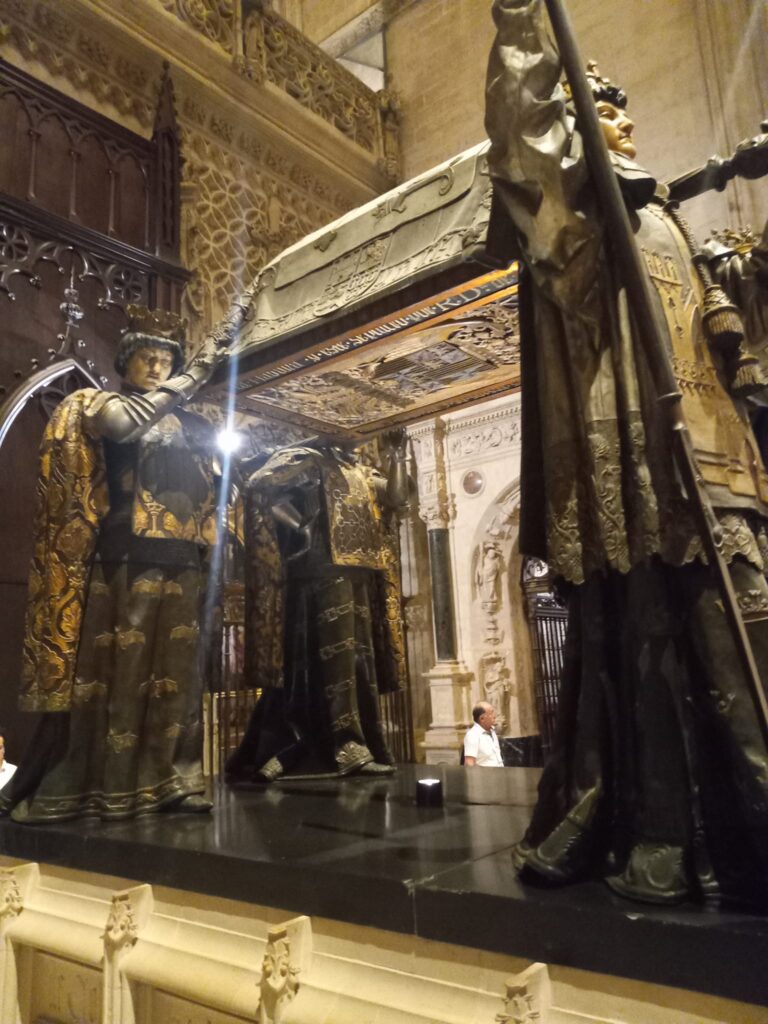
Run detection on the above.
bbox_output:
[125,303,187,344]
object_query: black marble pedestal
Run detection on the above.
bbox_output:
[1,764,766,1006]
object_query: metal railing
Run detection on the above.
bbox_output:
[521,558,568,758]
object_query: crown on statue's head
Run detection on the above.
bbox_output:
[125,303,188,344]
[707,226,758,255]
[563,59,628,110]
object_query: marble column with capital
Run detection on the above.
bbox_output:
[409,419,473,765]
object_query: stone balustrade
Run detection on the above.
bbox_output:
[152,0,400,178]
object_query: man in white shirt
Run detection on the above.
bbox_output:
[463,702,504,767]
[0,730,17,792]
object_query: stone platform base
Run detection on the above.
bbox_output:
[0,765,766,1019]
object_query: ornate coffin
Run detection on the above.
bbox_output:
[208,142,520,439]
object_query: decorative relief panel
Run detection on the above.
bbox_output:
[410,418,454,530]
[246,4,379,155]
[444,387,522,463]
[241,297,521,436]
[179,127,350,332]
[0,0,157,130]
[156,0,236,54]
[448,413,521,459]
[468,480,528,735]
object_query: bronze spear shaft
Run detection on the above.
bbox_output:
[543,0,768,744]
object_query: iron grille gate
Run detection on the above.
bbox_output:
[521,558,568,758]
[528,595,568,757]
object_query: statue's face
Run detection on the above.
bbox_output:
[597,100,636,159]
[125,346,175,390]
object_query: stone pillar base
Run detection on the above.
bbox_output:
[421,661,473,765]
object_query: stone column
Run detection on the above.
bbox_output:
[410,419,473,764]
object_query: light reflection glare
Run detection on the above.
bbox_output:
[216,426,244,454]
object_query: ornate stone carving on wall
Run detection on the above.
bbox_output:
[0,0,157,129]
[157,0,236,54]
[473,535,511,729]
[436,398,525,734]
[0,0,394,339]
[448,411,521,459]
[238,2,400,179]
[1,0,400,185]
[179,126,351,332]
[377,88,401,182]
[410,418,454,530]
[245,4,380,155]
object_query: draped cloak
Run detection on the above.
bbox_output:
[485,0,768,904]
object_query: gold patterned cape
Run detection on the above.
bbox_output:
[19,389,111,712]
[244,446,406,693]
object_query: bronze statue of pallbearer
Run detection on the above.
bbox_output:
[1,301,247,822]
[226,431,409,783]
[486,0,768,906]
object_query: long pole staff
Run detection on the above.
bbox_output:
[543,0,768,744]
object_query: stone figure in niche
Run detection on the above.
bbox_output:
[476,540,503,606]
[226,434,409,782]
[0,306,230,822]
[482,656,510,732]
[486,0,768,905]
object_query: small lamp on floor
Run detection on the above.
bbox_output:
[416,777,443,808]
